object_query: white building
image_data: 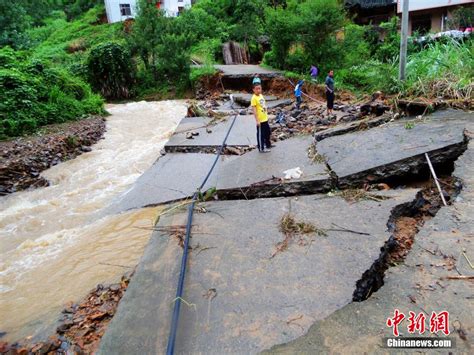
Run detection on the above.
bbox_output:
[104,0,192,23]
[397,0,474,34]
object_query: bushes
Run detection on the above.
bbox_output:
[190,64,218,85]
[402,38,474,99]
[0,48,104,139]
[87,42,135,99]
[265,0,345,72]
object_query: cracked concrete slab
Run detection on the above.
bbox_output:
[108,153,232,211]
[233,94,278,105]
[314,113,394,142]
[99,189,419,354]
[316,110,471,187]
[215,64,281,78]
[165,115,256,152]
[216,135,331,197]
[266,123,474,354]
[112,136,330,211]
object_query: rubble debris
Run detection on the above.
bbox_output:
[0,117,106,195]
[360,92,391,117]
[1,272,133,354]
[328,189,392,203]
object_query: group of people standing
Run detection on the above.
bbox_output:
[294,65,335,115]
[250,66,336,153]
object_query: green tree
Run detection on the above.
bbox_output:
[0,0,31,48]
[294,0,345,65]
[62,0,103,20]
[87,42,135,99]
[265,0,345,71]
[129,0,193,87]
[128,0,170,74]
[265,5,297,67]
[231,0,265,44]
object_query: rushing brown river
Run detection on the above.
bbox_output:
[0,101,187,341]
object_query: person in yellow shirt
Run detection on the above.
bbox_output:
[251,83,272,153]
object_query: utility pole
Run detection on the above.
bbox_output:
[399,0,409,80]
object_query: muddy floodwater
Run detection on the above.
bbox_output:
[0,101,187,341]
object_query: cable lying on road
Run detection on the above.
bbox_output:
[166,97,238,355]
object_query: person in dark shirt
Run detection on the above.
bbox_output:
[325,70,335,116]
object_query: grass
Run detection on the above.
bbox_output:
[328,189,392,203]
[272,213,327,258]
[401,38,474,101]
[190,64,218,84]
[337,38,473,104]
[27,6,123,68]
[279,213,319,235]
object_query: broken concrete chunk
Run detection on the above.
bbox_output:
[317,112,469,187]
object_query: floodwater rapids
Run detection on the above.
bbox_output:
[0,101,187,341]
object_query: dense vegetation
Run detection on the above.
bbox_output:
[0,46,104,139]
[1,0,472,139]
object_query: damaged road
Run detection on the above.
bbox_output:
[100,86,472,355]
[316,110,470,188]
[99,190,420,354]
[266,121,474,354]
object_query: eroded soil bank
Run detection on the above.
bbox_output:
[1,117,106,195]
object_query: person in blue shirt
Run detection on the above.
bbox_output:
[294,79,304,109]
[325,70,335,116]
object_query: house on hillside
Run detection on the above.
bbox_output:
[397,0,473,35]
[346,0,473,34]
[104,0,192,23]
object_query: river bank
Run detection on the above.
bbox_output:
[1,117,107,195]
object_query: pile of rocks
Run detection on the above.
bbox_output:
[0,118,106,195]
[267,102,365,141]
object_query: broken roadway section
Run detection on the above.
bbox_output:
[214,64,281,79]
[103,87,472,353]
[99,190,419,354]
[266,120,474,354]
[316,109,470,187]
[112,135,329,211]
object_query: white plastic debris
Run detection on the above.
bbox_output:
[283,167,303,180]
